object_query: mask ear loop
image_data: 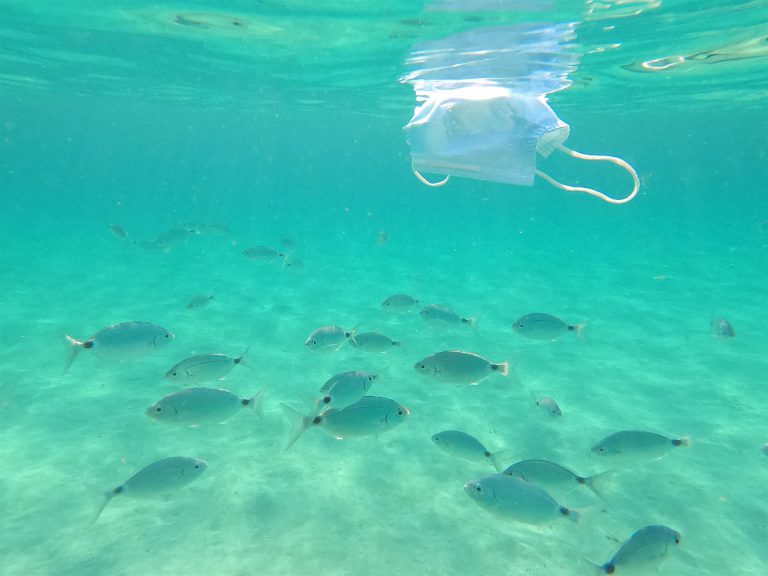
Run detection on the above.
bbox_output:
[535,143,640,204]
[413,166,450,187]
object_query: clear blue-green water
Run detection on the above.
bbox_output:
[1,1,767,575]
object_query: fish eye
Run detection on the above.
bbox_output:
[419,364,425,369]
[312,340,318,345]
[322,396,331,404]
[155,407,162,412]
[171,371,177,377]
[194,463,200,469]
[474,484,483,493]
[397,410,403,416]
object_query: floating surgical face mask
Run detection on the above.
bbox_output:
[401,23,639,204]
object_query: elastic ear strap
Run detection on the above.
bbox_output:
[535,143,640,204]
[413,166,450,187]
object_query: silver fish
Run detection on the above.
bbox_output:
[147,386,265,425]
[464,474,578,525]
[591,431,689,461]
[536,397,562,417]
[64,321,174,373]
[511,312,582,341]
[316,370,378,413]
[242,246,286,261]
[414,350,508,385]
[590,525,681,574]
[711,318,735,338]
[349,332,401,353]
[187,294,214,309]
[502,459,609,500]
[381,294,419,313]
[431,430,504,472]
[281,396,409,450]
[154,227,198,248]
[94,456,207,522]
[419,304,474,327]
[165,351,248,383]
[304,325,356,352]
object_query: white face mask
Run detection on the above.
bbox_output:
[401,24,639,204]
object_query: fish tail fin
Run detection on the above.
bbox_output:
[675,436,691,448]
[493,361,509,377]
[248,385,267,418]
[281,403,310,451]
[584,470,613,502]
[571,322,588,337]
[237,344,251,369]
[489,450,505,473]
[63,335,82,374]
[91,491,114,524]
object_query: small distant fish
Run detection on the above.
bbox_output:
[350,332,401,353]
[419,304,474,327]
[285,258,303,270]
[146,386,265,425]
[316,370,378,413]
[377,230,388,245]
[64,321,174,373]
[187,294,214,309]
[381,294,420,314]
[242,246,286,262]
[109,224,127,239]
[94,456,207,522]
[503,459,609,500]
[304,325,356,352]
[511,312,583,341]
[154,227,198,248]
[589,525,681,574]
[414,350,508,385]
[464,474,578,525]
[591,431,689,461]
[536,397,562,417]
[432,430,504,472]
[281,396,410,450]
[164,350,248,383]
[711,318,735,338]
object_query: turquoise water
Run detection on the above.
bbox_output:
[1,1,767,575]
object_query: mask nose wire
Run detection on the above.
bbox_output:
[535,143,640,204]
[412,166,450,187]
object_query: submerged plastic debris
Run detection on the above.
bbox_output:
[401,23,639,204]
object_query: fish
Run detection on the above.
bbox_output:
[64,321,174,373]
[536,396,562,417]
[589,525,681,574]
[242,246,286,262]
[502,459,609,500]
[711,318,735,338]
[316,370,378,413]
[431,430,504,472]
[181,222,230,235]
[349,332,401,353]
[187,294,214,309]
[164,350,248,383]
[304,325,356,352]
[154,227,198,248]
[109,223,127,239]
[511,312,583,341]
[419,304,474,327]
[146,386,265,425]
[464,474,578,525]
[94,456,208,522]
[414,350,508,384]
[377,230,388,245]
[281,396,409,450]
[381,294,420,313]
[591,431,689,461]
